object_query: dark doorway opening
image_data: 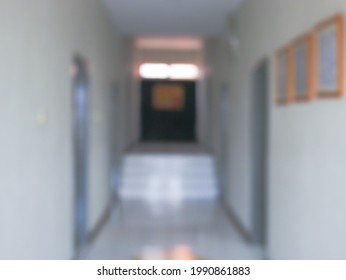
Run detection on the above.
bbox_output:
[141,79,196,142]
[72,55,89,255]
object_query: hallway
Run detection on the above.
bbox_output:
[2,0,346,260]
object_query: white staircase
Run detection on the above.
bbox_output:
[119,154,219,200]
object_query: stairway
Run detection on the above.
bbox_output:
[119,154,219,200]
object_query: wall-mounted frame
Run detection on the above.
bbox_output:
[275,47,293,104]
[292,33,315,101]
[315,14,344,98]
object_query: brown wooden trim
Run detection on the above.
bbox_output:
[315,14,344,98]
[338,14,345,97]
[291,32,315,102]
[316,14,344,31]
[318,91,342,98]
[287,45,295,103]
[310,30,318,101]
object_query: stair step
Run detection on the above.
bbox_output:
[119,190,219,200]
[119,154,218,200]
[121,179,217,187]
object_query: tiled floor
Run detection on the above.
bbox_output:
[81,199,264,260]
[81,151,264,260]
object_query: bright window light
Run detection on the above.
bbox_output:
[139,63,170,79]
[139,63,199,80]
[169,64,199,79]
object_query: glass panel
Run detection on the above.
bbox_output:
[319,25,338,91]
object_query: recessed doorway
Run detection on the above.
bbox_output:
[140,79,196,143]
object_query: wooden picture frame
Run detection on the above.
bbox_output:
[292,33,315,101]
[315,14,344,98]
[275,47,293,104]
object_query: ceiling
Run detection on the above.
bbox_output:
[101,0,243,37]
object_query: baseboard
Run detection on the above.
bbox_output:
[88,202,112,244]
[221,199,253,244]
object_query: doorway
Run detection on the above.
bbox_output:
[72,55,89,254]
[140,79,196,142]
[251,59,269,246]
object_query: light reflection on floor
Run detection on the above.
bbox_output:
[81,153,264,260]
[82,199,263,260]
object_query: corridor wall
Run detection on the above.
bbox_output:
[222,0,346,259]
[0,0,125,259]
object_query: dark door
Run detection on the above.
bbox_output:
[251,59,269,246]
[141,80,196,142]
[72,55,89,254]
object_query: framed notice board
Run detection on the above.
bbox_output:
[316,14,344,98]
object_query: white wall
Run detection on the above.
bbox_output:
[0,0,125,259]
[221,0,346,259]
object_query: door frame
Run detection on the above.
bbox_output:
[72,54,90,256]
[251,57,269,246]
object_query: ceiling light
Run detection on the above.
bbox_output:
[139,63,170,79]
[139,63,199,80]
[169,64,199,79]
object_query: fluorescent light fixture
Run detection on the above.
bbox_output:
[139,63,199,79]
[169,64,199,79]
[139,63,170,79]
